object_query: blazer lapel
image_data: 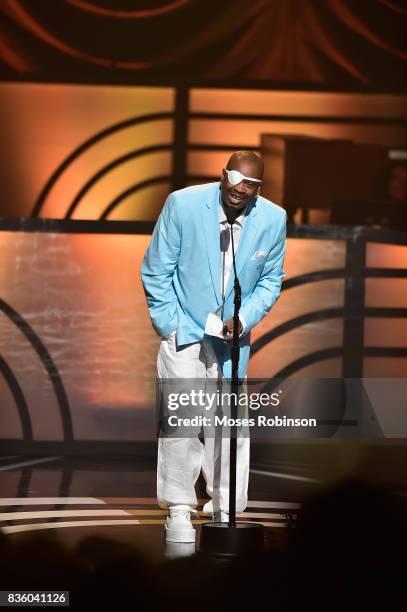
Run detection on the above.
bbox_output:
[202,191,222,307]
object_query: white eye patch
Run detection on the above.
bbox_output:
[225,169,262,186]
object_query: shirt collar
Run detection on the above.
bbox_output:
[218,192,245,227]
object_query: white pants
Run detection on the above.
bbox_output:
[156,331,250,513]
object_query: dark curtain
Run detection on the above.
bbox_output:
[0,0,405,89]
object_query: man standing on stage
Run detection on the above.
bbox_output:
[141,151,287,543]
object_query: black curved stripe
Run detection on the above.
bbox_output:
[3,468,33,527]
[259,348,344,383]
[4,462,71,526]
[251,308,344,355]
[255,346,407,387]
[364,307,407,317]
[365,268,407,278]
[280,268,407,291]
[256,373,351,427]
[59,462,73,497]
[251,306,407,357]
[99,173,219,219]
[65,144,172,218]
[283,269,344,289]
[365,347,407,357]
[100,176,172,219]
[0,299,73,441]
[49,463,74,523]
[31,112,173,218]
[0,355,33,440]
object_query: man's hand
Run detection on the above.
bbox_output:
[222,317,243,341]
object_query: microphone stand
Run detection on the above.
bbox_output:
[228,222,241,528]
[199,204,264,558]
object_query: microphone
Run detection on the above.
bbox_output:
[224,204,240,225]
[220,227,230,252]
[220,202,240,252]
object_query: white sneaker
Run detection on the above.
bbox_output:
[212,510,229,523]
[165,505,197,543]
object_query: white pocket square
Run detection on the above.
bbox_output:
[250,250,267,261]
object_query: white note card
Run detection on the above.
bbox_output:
[204,312,224,339]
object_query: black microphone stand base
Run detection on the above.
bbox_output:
[197,521,264,558]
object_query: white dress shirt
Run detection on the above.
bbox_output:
[219,200,245,299]
[204,195,247,338]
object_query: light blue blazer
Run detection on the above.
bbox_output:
[141,181,287,380]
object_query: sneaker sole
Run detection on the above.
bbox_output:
[165,524,196,543]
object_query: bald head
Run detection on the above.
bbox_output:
[226,151,264,180]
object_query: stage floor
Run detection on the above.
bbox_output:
[1,446,406,563]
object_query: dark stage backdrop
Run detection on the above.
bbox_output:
[0,1,406,453]
[0,82,405,222]
[0,0,405,90]
[0,221,406,451]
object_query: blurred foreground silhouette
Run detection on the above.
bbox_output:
[1,478,405,611]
